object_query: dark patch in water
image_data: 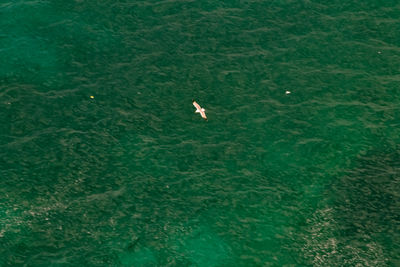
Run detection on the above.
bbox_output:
[330,145,400,264]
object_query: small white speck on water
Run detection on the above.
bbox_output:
[378,51,382,54]
[285,90,291,95]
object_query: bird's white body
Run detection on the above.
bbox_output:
[193,100,207,120]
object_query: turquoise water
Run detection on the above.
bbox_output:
[1,0,400,266]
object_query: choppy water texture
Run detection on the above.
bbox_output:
[1,0,400,266]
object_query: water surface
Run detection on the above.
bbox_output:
[1,0,400,266]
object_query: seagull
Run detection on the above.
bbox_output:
[193,100,207,120]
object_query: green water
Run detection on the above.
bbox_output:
[1,0,400,266]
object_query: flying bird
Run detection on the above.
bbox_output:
[193,100,207,120]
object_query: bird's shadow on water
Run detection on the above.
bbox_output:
[126,236,142,252]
